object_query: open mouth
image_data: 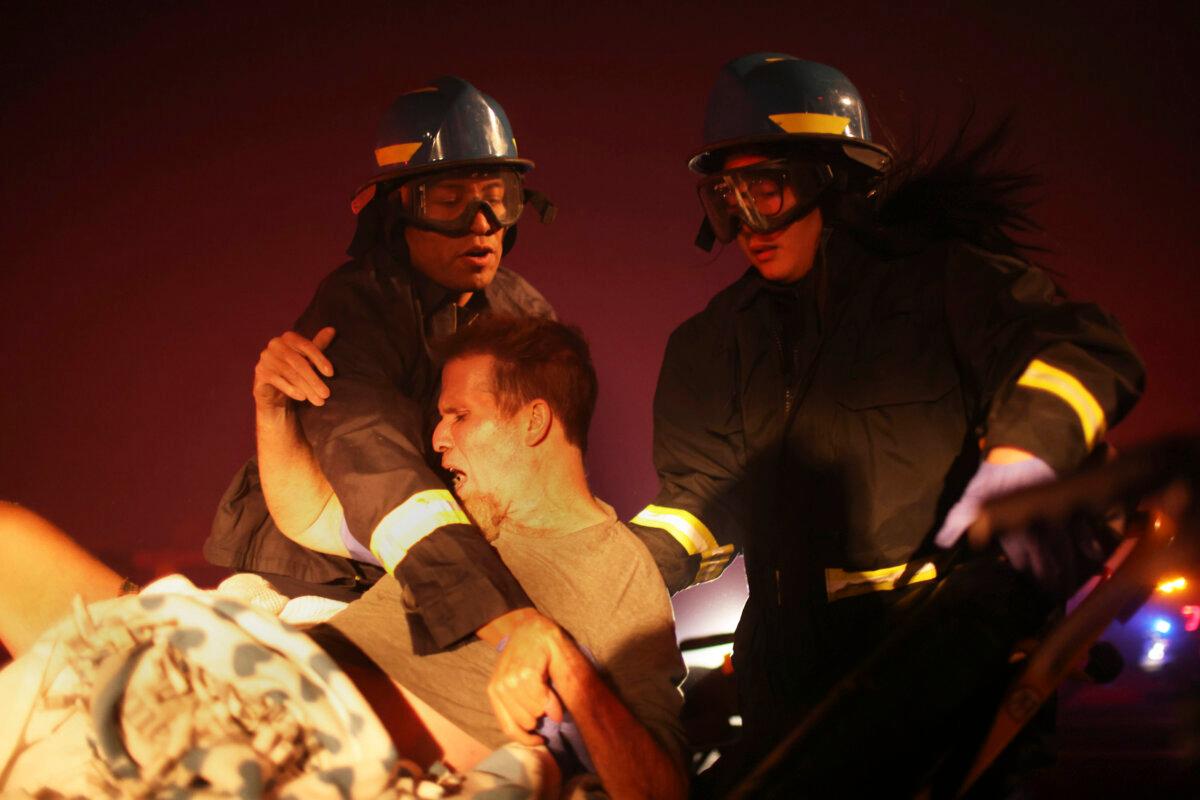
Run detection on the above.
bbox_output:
[461,246,493,260]
[447,467,467,491]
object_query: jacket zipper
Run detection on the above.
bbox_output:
[773,327,796,416]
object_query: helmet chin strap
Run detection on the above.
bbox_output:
[346,187,388,259]
[384,191,410,251]
[695,217,717,252]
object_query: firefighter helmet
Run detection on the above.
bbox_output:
[689,53,890,175]
[365,75,531,187]
[347,76,553,251]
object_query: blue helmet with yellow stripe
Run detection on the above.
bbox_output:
[347,76,553,254]
[351,76,535,214]
[689,53,891,175]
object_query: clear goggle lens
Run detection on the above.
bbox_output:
[398,168,525,235]
[697,159,834,243]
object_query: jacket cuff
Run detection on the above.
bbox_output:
[397,524,533,653]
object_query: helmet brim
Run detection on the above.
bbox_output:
[689,134,891,175]
[355,156,535,197]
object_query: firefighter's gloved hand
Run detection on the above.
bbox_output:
[934,455,1056,551]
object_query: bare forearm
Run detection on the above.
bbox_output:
[0,502,124,657]
[552,647,687,800]
[255,405,333,536]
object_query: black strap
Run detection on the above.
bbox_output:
[524,189,557,224]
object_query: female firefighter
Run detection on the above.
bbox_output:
[627,52,1145,794]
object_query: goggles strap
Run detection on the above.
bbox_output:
[524,189,557,224]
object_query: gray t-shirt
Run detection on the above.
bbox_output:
[317,511,687,761]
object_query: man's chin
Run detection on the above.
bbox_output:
[459,492,506,542]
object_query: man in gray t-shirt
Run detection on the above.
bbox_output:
[322,506,686,763]
[303,316,688,799]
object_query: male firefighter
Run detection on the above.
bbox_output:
[204,77,567,732]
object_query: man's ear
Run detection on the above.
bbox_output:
[524,399,552,447]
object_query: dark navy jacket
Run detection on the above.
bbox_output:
[205,245,554,652]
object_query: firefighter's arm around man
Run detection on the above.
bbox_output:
[292,272,533,652]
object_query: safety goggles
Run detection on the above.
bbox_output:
[697,159,835,243]
[393,168,525,236]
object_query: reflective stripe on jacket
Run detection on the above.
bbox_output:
[631,233,1144,600]
[205,245,554,651]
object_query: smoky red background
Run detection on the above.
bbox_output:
[2,2,1197,629]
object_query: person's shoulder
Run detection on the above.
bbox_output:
[487,267,556,319]
[575,514,656,565]
[608,519,675,583]
[666,269,754,350]
[860,235,1041,302]
[307,253,392,306]
[296,252,419,342]
[932,238,1064,303]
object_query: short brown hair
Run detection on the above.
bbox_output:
[434,315,598,453]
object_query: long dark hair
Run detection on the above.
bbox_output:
[840,113,1045,260]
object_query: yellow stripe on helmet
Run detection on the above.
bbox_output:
[374,141,423,168]
[768,112,851,136]
[1016,358,1106,449]
[369,489,471,574]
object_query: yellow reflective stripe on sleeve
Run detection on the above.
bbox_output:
[369,489,471,573]
[769,112,851,136]
[288,494,352,558]
[825,561,937,602]
[374,141,422,167]
[1016,358,1106,449]
[631,504,719,556]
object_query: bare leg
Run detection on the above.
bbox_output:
[0,502,123,657]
